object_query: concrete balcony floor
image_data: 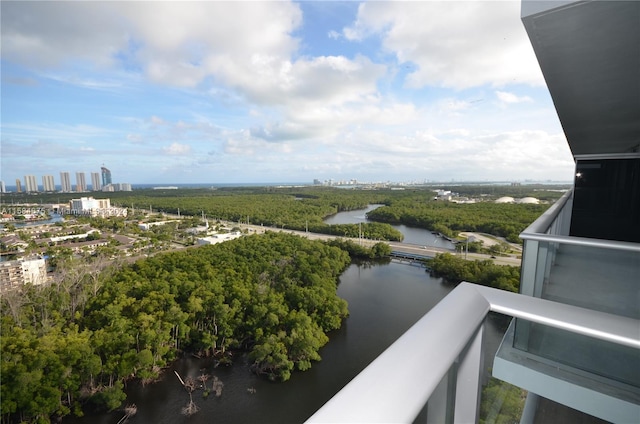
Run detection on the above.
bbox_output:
[542,243,640,319]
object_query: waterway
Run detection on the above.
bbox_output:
[70,206,506,423]
[73,261,507,424]
[324,204,456,249]
[0,213,64,228]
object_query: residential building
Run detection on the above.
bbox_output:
[197,232,243,246]
[308,1,639,423]
[14,179,22,193]
[65,196,127,217]
[75,172,87,192]
[70,196,110,212]
[42,175,55,192]
[102,182,132,192]
[91,172,102,191]
[0,257,47,293]
[114,182,132,191]
[60,171,72,192]
[57,239,109,255]
[101,166,112,186]
[24,175,38,192]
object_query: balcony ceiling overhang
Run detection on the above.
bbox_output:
[522,0,640,157]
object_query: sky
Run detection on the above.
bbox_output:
[1,0,576,186]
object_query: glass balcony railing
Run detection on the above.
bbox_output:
[308,192,640,423]
[518,189,640,319]
[306,283,640,423]
[496,189,640,421]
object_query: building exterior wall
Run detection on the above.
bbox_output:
[75,172,87,192]
[42,175,55,192]
[65,197,125,217]
[101,167,112,186]
[0,258,47,293]
[60,172,72,192]
[91,172,102,191]
[24,175,38,192]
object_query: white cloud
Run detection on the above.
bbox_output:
[163,142,191,155]
[1,1,574,184]
[328,30,341,40]
[496,90,533,104]
[343,1,544,89]
[150,116,165,125]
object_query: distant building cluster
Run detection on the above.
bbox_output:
[0,197,127,223]
[0,165,132,193]
[314,178,360,186]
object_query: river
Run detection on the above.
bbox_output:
[324,204,456,249]
[70,206,506,423]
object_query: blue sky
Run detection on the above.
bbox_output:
[1,1,575,186]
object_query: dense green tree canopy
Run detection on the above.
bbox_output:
[428,253,520,293]
[1,232,355,423]
[367,200,549,242]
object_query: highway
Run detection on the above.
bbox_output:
[237,222,522,267]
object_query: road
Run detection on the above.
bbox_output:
[237,223,522,267]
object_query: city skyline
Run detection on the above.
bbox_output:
[1,1,575,184]
[0,165,133,193]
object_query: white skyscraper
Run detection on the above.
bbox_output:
[60,172,72,192]
[42,175,55,192]
[91,172,102,191]
[0,181,5,193]
[75,172,87,192]
[24,175,38,192]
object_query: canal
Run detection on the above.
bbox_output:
[70,206,506,423]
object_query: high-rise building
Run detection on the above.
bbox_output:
[114,182,132,191]
[24,175,38,192]
[15,179,22,193]
[91,172,102,191]
[75,172,87,192]
[101,166,112,187]
[310,2,640,423]
[42,175,55,192]
[60,172,72,192]
[0,181,5,193]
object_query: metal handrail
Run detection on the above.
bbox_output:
[519,233,640,252]
[306,282,640,423]
[520,189,640,252]
[520,189,572,235]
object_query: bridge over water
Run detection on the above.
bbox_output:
[389,250,433,268]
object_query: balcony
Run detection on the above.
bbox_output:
[306,283,639,423]
[308,191,640,423]
[494,189,640,422]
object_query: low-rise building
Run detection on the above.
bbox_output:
[0,257,47,293]
[138,220,179,230]
[62,197,127,217]
[57,239,109,254]
[197,232,242,246]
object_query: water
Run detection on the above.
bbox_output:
[0,213,64,228]
[72,262,508,424]
[69,206,504,423]
[324,205,456,249]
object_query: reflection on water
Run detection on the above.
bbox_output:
[67,206,502,423]
[69,262,466,424]
[324,205,456,248]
